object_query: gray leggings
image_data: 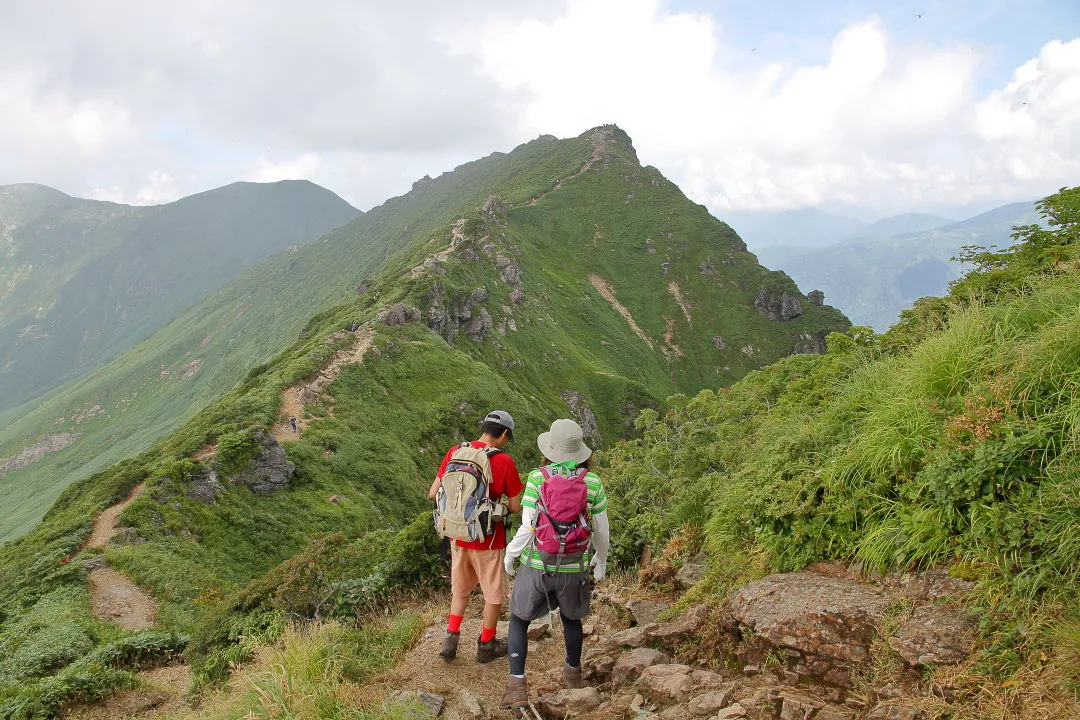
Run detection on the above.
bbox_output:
[508,613,583,676]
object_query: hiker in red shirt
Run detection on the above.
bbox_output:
[429,410,524,663]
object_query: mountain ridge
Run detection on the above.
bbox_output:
[0,179,361,412]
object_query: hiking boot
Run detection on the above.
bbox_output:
[438,631,459,661]
[476,636,508,663]
[563,663,583,689]
[501,675,529,709]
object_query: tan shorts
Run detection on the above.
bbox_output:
[451,544,508,605]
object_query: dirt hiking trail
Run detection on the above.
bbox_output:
[86,482,158,631]
[65,665,191,720]
[272,325,375,442]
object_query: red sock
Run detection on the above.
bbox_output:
[480,625,497,643]
[448,614,464,634]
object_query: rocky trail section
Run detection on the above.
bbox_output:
[272,325,375,442]
[368,567,980,720]
[85,483,158,631]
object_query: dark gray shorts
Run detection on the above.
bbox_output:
[510,565,592,621]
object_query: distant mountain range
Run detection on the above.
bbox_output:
[747,201,1040,330]
[0,181,360,412]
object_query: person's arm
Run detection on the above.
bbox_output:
[427,477,442,501]
[430,447,453,500]
[507,491,522,515]
[590,510,610,567]
[505,505,536,561]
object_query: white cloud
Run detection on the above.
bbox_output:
[245,153,323,183]
[0,0,1077,214]
[455,0,1078,211]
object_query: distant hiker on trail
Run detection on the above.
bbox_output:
[430,410,523,664]
[501,418,610,710]
[289,416,297,433]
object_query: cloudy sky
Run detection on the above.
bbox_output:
[2,0,1078,217]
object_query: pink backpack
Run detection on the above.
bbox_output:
[533,466,592,565]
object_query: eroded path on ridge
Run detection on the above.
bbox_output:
[271,325,375,442]
[86,482,158,630]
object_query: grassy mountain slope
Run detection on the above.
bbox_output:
[0,127,846,543]
[0,126,850,716]
[602,186,1080,716]
[756,200,1040,330]
[0,181,361,412]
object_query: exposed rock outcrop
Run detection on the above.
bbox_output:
[559,390,602,444]
[728,572,889,687]
[755,288,804,322]
[889,605,976,667]
[793,331,828,355]
[0,432,80,476]
[230,430,294,494]
[807,289,825,306]
[375,302,421,326]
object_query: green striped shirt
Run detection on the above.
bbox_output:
[519,463,607,573]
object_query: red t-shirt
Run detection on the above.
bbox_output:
[437,440,522,550]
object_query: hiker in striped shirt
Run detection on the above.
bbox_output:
[501,419,610,710]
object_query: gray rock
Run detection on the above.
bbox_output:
[508,289,524,304]
[583,648,617,683]
[715,704,747,719]
[388,690,445,717]
[754,287,804,322]
[728,571,889,687]
[559,390,602,444]
[675,552,707,589]
[711,335,727,350]
[890,605,976,667]
[458,689,485,720]
[793,332,828,355]
[627,599,670,625]
[687,685,735,716]
[612,648,671,685]
[527,620,551,640]
[536,688,603,718]
[778,691,823,720]
[231,430,294,494]
[807,289,825,306]
[470,287,489,303]
[465,308,493,342]
[636,664,694,702]
[608,624,658,648]
[451,296,473,322]
[376,302,419,326]
[185,466,223,504]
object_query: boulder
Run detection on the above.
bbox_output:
[728,572,889,686]
[465,308,493,342]
[806,289,825,306]
[527,620,551,640]
[687,685,736,716]
[185,466,222,504]
[715,704,748,718]
[675,553,707,589]
[536,688,603,718]
[508,289,524,304]
[636,664,694,703]
[231,431,294,494]
[609,624,658,648]
[376,302,420,326]
[612,648,671,685]
[470,287,489,303]
[583,649,617,683]
[627,599,670,625]
[890,605,976,667]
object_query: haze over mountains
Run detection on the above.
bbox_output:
[0,181,361,412]
[737,201,1040,330]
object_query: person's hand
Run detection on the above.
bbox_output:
[504,554,517,577]
[590,556,606,582]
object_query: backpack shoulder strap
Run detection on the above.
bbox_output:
[484,447,503,458]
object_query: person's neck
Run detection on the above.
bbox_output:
[478,433,501,448]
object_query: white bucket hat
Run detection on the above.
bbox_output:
[537,418,592,465]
